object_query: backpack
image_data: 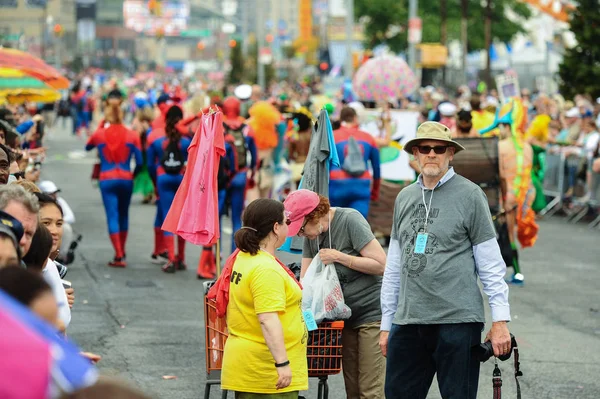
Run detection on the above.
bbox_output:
[217,154,231,191]
[160,138,184,175]
[342,136,367,177]
[223,123,248,171]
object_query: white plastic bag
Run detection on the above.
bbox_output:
[301,255,351,324]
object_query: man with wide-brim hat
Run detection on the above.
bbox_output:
[381,120,512,398]
[403,122,465,188]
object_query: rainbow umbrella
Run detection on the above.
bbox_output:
[0,88,61,105]
[0,75,49,90]
[352,55,417,102]
[0,49,69,90]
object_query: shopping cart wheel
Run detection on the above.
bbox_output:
[317,376,329,399]
[203,379,228,399]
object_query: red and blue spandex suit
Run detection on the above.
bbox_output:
[147,134,191,263]
[329,126,381,219]
[86,124,143,259]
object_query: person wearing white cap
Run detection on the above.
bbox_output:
[38,180,76,259]
[438,102,457,132]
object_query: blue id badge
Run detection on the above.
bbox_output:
[414,233,428,254]
[302,310,318,331]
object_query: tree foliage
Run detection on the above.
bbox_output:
[354,0,531,53]
[558,0,600,99]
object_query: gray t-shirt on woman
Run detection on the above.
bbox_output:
[303,208,381,329]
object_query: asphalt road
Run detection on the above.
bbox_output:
[42,125,600,399]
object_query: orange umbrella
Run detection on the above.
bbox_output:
[0,48,69,90]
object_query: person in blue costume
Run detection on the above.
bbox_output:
[329,107,381,219]
[147,105,191,273]
[85,89,143,268]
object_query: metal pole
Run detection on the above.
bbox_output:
[344,0,354,79]
[241,0,249,57]
[257,0,266,89]
[41,3,48,60]
[408,0,417,72]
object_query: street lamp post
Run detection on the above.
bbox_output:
[407,0,418,72]
[344,0,354,79]
[256,0,266,90]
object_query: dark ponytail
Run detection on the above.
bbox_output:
[165,105,184,142]
[234,199,285,255]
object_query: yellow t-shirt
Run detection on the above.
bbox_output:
[221,250,309,393]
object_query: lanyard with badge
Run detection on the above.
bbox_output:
[415,187,434,254]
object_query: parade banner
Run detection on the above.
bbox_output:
[360,109,418,182]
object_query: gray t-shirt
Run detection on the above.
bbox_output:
[390,174,497,325]
[291,110,332,251]
[303,208,381,329]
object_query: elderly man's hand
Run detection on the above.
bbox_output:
[485,321,511,358]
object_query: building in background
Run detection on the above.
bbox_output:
[0,0,77,66]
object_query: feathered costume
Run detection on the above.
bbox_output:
[481,98,539,282]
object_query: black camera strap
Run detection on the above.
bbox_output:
[492,339,523,399]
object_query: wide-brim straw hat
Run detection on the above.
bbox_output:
[403,121,466,154]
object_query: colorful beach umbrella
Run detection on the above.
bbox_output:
[0,88,61,105]
[352,55,417,102]
[0,48,69,90]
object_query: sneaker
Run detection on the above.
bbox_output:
[162,262,176,274]
[176,260,187,271]
[108,257,126,268]
[150,251,169,265]
[508,273,524,286]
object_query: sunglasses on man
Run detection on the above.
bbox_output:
[416,145,450,155]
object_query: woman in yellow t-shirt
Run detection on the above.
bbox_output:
[221,198,308,398]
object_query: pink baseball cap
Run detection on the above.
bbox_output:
[283,189,320,237]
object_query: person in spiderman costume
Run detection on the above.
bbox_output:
[146,94,197,265]
[147,104,192,273]
[196,96,257,279]
[85,89,142,267]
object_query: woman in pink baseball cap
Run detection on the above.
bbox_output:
[283,189,387,399]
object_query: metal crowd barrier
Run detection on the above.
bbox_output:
[541,146,600,228]
[539,150,565,216]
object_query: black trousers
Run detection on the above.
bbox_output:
[385,323,483,399]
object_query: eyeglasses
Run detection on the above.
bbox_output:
[298,219,309,236]
[416,145,449,155]
[284,219,292,226]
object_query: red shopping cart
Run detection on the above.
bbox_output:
[203,291,344,399]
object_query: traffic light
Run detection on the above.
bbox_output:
[197,41,205,50]
[53,24,63,37]
[229,39,237,48]
[265,33,274,44]
[319,62,329,71]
